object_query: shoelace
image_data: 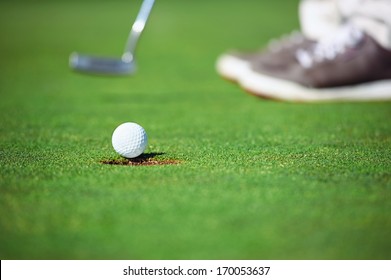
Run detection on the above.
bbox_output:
[268,31,305,53]
[296,25,364,68]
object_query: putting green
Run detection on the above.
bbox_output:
[0,0,390,259]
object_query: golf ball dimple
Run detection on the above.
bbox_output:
[112,122,148,158]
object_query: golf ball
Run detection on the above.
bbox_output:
[112,122,148,158]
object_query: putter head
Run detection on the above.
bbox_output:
[69,52,136,75]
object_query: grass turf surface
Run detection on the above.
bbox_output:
[1,0,390,259]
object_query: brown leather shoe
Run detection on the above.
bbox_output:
[240,25,391,102]
[216,32,315,82]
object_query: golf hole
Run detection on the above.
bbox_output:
[101,153,180,166]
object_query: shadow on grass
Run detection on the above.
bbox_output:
[101,152,180,166]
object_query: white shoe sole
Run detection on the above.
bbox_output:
[216,53,250,82]
[239,67,391,102]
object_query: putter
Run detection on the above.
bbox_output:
[69,0,155,75]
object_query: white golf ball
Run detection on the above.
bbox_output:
[112,122,148,158]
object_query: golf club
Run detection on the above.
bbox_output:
[69,0,155,75]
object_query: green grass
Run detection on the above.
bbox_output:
[1,0,390,260]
